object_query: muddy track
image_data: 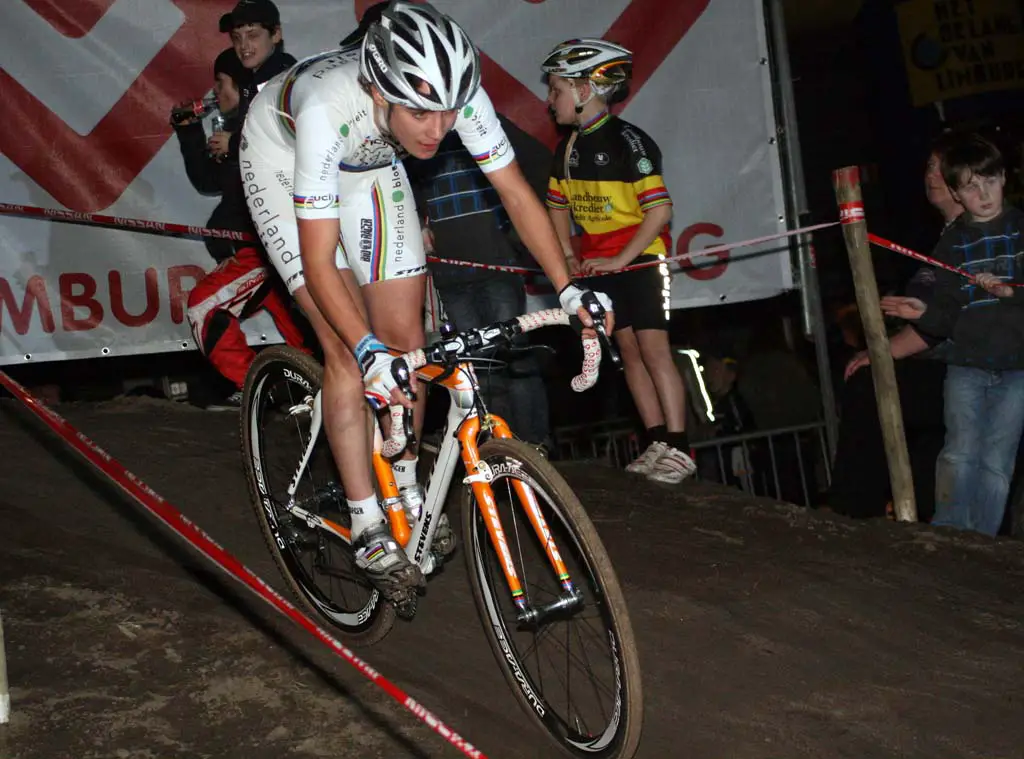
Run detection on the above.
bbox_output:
[1,396,1022,759]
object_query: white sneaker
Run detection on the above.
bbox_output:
[625,441,667,475]
[647,445,697,484]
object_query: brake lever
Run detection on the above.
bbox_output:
[401,404,415,450]
[594,321,621,367]
[581,291,621,368]
[390,357,417,450]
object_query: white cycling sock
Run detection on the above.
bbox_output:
[392,457,419,489]
[348,495,385,538]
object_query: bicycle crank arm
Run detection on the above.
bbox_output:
[290,482,346,515]
[515,586,584,628]
[283,499,352,544]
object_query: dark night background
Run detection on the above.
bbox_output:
[784,0,1024,300]
[668,0,1024,407]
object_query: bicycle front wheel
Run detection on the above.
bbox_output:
[462,438,643,759]
[240,346,395,646]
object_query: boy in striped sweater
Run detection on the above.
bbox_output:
[883,134,1024,535]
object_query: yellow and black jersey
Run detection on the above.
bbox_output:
[546,112,672,261]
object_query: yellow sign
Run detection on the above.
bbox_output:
[897,0,1024,106]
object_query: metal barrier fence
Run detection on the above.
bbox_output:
[552,419,832,508]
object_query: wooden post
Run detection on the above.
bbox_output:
[832,167,918,523]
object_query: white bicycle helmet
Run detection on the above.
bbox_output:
[360,1,480,111]
[541,38,633,87]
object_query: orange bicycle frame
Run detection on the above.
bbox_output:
[458,413,575,605]
[374,358,575,604]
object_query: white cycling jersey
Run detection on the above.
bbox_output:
[240,48,515,292]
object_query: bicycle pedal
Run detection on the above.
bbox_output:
[430,547,455,567]
[393,592,418,621]
[431,514,457,559]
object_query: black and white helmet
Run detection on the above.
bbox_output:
[541,38,633,87]
[360,1,480,111]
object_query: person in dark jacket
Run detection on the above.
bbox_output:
[406,116,553,447]
[218,0,297,159]
[174,49,253,263]
[172,46,306,408]
[882,133,1024,536]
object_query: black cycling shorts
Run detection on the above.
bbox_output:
[579,260,669,333]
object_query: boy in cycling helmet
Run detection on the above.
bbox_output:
[543,38,695,484]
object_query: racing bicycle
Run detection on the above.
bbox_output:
[239,304,643,759]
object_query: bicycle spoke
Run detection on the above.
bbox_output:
[525,624,613,740]
[467,440,639,757]
[242,348,393,644]
[519,620,618,702]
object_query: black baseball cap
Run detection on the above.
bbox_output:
[219,0,280,33]
[339,1,389,48]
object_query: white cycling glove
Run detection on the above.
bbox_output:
[355,334,404,410]
[558,283,613,322]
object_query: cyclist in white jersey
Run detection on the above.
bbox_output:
[240,1,611,605]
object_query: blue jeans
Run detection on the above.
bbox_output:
[933,366,1024,536]
[433,273,551,446]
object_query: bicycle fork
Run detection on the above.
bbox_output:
[459,415,583,627]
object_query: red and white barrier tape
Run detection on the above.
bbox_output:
[868,232,1024,288]
[608,220,839,276]
[425,255,539,275]
[0,370,488,759]
[0,202,255,243]
[8,198,1017,301]
[0,201,837,277]
[867,233,964,276]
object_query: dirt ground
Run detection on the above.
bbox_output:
[1,395,1023,759]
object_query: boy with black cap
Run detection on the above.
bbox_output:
[216,0,296,160]
[172,48,307,409]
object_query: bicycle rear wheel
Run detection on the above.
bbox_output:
[240,346,395,646]
[462,438,643,759]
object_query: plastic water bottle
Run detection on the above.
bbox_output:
[208,112,228,160]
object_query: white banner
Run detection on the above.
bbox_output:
[0,0,793,366]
